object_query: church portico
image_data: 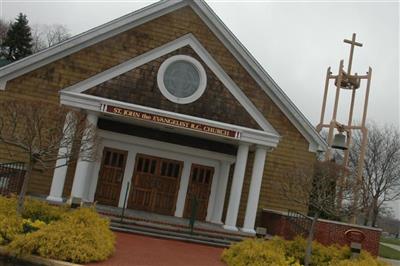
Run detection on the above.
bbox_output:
[48,90,278,231]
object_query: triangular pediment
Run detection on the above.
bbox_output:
[0,0,326,151]
[64,34,277,133]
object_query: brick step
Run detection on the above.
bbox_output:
[110,220,242,248]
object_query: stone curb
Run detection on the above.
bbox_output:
[0,246,82,266]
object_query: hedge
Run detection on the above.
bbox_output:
[221,237,388,266]
[0,196,115,263]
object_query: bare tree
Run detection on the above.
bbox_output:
[44,24,70,47]
[0,19,9,45]
[349,123,400,227]
[0,19,10,58]
[0,100,97,213]
[31,24,71,52]
[31,24,47,53]
[281,161,353,266]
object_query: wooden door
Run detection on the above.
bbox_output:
[128,154,183,216]
[95,147,127,206]
[183,164,214,221]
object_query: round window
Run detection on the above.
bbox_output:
[157,55,207,104]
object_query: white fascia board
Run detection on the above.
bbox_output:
[190,1,327,152]
[62,33,278,135]
[0,0,186,90]
[60,91,280,148]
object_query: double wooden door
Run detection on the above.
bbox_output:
[183,164,214,221]
[128,154,183,216]
[95,148,127,206]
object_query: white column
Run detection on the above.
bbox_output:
[242,146,268,234]
[223,143,250,231]
[47,112,76,203]
[174,160,192,217]
[211,161,231,224]
[70,113,98,201]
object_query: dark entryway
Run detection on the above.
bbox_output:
[183,164,214,221]
[95,147,127,206]
[128,154,183,216]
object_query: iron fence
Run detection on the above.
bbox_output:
[0,162,25,196]
[287,209,312,237]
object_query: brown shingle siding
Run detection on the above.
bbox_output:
[0,6,316,218]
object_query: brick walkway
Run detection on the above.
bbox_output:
[87,232,226,266]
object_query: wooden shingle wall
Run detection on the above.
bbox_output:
[0,6,316,217]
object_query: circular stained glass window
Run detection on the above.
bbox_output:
[157,55,207,104]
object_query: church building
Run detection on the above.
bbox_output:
[0,0,326,233]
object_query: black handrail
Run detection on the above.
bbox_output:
[0,162,26,195]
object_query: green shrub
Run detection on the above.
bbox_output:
[222,237,387,266]
[0,197,23,244]
[9,207,115,263]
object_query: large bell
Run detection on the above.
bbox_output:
[331,132,348,150]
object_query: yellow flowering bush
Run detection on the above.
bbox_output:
[285,237,351,266]
[335,251,388,266]
[22,219,47,233]
[9,207,115,263]
[221,238,301,266]
[222,237,388,266]
[0,197,23,244]
[22,197,66,223]
[0,196,115,263]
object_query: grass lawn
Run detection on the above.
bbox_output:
[379,244,400,260]
[381,237,400,246]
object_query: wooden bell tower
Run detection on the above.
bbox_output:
[316,33,372,219]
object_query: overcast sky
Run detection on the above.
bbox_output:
[1,0,399,217]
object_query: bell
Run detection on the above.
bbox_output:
[331,132,348,150]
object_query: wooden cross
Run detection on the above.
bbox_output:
[344,33,363,74]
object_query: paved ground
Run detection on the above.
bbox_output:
[379,258,400,266]
[87,232,225,266]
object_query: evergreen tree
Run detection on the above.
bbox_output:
[2,13,33,61]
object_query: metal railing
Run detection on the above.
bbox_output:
[0,162,25,196]
[287,209,312,237]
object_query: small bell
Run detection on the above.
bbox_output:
[332,132,348,150]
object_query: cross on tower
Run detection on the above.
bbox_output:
[344,33,363,75]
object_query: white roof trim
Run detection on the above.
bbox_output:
[60,91,281,148]
[63,33,278,135]
[0,0,326,152]
[0,0,186,90]
[188,1,327,152]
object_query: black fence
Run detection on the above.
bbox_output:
[0,162,25,196]
[287,209,312,237]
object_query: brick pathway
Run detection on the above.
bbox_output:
[87,232,226,266]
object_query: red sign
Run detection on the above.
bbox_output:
[101,104,241,139]
[344,229,366,243]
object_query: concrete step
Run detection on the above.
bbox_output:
[110,220,242,248]
[107,215,248,241]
